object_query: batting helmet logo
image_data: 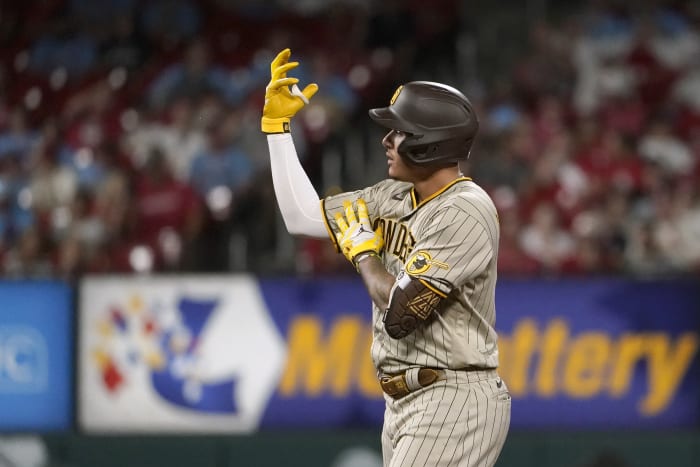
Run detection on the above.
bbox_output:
[390,85,403,105]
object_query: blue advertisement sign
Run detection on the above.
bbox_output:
[259,278,383,428]
[495,278,700,429]
[258,278,700,430]
[0,281,73,431]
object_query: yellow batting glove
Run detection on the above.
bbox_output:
[335,199,384,270]
[261,48,319,133]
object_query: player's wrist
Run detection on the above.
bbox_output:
[353,251,379,272]
[261,117,290,134]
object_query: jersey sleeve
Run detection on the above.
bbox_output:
[321,183,384,252]
[404,205,495,297]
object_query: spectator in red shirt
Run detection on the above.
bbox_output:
[575,128,644,198]
[497,203,540,276]
[133,147,202,270]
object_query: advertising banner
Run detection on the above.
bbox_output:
[258,277,700,430]
[0,281,73,431]
[489,278,699,429]
[78,276,700,432]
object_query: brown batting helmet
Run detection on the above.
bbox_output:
[368,81,479,165]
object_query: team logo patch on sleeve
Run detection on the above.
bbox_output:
[405,251,449,275]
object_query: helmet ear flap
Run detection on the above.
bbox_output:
[399,139,462,166]
[399,141,442,166]
[396,133,420,162]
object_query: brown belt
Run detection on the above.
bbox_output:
[379,368,445,400]
[379,366,489,399]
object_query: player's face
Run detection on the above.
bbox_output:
[382,130,418,181]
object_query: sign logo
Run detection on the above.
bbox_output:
[81,277,287,433]
[0,326,48,393]
[405,251,449,275]
[390,85,403,105]
[91,295,239,414]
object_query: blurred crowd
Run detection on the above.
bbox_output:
[0,0,698,279]
[472,0,700,277]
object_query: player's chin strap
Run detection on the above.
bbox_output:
[383,272,444,339]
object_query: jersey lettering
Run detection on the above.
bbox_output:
[375,218,415,263]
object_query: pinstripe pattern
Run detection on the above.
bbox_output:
[323,178,501,372]
[323,177,509,466]
[381,370,510,466]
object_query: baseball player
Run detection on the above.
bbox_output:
[263,49,510,466]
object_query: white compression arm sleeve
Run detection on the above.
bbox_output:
[267,133,328,238]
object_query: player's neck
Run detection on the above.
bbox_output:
[412,165,462,203]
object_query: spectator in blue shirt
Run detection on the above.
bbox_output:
[189,110,254,211]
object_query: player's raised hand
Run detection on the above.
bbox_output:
[261,48,318,133]
[335,199,384,270]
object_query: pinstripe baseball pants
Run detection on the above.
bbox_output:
[381,369,511,467]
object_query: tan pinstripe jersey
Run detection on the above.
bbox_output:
[322,177,500,374]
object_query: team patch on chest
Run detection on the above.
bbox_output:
[374,218,416,263]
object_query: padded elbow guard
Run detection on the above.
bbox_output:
[383,273,444,339]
